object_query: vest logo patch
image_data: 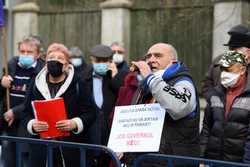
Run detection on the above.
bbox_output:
[11,84,27,92]
[163,85,191,103]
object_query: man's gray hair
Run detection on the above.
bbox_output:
[69,46,84,57]
[110,41,124,48]
[165,44,178,60]
[18,35,42,53]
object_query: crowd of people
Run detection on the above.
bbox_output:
[0,24,249,167]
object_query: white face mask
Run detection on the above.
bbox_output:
[220,71,240,88]
[113,53,124,64]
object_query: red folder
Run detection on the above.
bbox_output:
[32,97,70,139]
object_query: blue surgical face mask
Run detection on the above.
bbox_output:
[71,58,82,67]
[18,55,35,68]
[93,63,108,75]
[137,74,143,82]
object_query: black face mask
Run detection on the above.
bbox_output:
[47,60,64,77]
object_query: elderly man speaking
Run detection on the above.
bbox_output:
[125,43,200,167]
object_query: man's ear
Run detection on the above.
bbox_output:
[240,66,247,75]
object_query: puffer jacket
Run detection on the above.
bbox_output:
[200,67,250,162]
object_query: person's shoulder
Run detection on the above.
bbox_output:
[211,54,223,66]
[8,56,18,65]
[78,65,93,81]
[118,61,129,72]
[37,58,45,65]
[174,77,196,90]
[72,71,92,96]
[80,64,92,74]
[73,70,89,86]
[35,58,45,70]
[6,57,19,76]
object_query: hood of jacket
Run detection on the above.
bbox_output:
[35,64,75,100]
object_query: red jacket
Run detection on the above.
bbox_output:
[109,72,139,167]
[109,72,139,128]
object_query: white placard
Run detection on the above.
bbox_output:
[108,103,166,152]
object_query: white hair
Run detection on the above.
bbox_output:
[166,44,178,60]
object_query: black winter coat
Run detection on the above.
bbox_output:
[200,70,250,162]
[23,73,96,142]
[82,66,127,146]
[0,57,45,134]
[22,66,96,167]
[117,61,129,74]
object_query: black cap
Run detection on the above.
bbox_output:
[90,44,113,58]
[228,24,249,35]
[246,32,250,48]
[224,34,250,48]
[224,25,250,48]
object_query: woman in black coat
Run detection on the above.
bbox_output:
[23,43,96,167]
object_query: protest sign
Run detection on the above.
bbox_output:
[108,103,166,152]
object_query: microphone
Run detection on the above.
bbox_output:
[130,63,153,74]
